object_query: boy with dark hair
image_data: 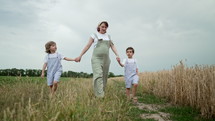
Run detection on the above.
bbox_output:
[117,47,139,103]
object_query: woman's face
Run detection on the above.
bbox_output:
[99,23,108,34]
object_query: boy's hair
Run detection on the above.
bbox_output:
[126,47,135,53]
[97,21,109,32]
[45,41,56,53]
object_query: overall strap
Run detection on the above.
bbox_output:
[94,33,99,40]
[57,52,59,58]
[134,59,137,68]
[108,34,111,40]
[126,58,128,64]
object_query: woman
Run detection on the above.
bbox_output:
[75,21,120,97]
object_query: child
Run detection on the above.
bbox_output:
[41,41,75,95]
[117,47,139,103]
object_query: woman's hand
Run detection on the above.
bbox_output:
[116,56,120,63]
[111,44,120,61]
[116,56,124,67]
[75,56,82,62]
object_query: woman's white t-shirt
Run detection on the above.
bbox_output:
[122,58,138,68]
[90,32,112,48]
[44,53,65,63]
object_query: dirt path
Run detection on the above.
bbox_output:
[135,96,172,121]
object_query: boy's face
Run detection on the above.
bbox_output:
[126,49,134,58]
[50,44,57,52]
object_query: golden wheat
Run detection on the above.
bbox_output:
[0,78,131,121]
[138,62,215,118]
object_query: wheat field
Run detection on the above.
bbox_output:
[138,61,215,118]
[1,61,214,120]
[0,77,134,121]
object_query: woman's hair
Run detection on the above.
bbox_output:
[97,21,109,32]
[45,41,56,53]
[126,47,135,53]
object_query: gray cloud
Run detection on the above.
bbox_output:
[0,0,215,74]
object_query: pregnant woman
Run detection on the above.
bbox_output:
[75,21,120,97]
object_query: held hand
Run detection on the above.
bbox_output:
[116,56,120,63]
[75,56,82,62]
[74,58,78,62]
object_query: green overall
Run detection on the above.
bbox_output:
[91,33,113,97]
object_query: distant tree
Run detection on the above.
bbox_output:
[108,72,115,78]
[0,68,97,78]
[62,72,68,77]
[19,69,25,76]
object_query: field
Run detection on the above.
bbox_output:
[138,62,215,119]
[0,76,134,121]
[0,62,215,121]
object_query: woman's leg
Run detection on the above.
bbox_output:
[92,59,104,97]
[102,58,110,91]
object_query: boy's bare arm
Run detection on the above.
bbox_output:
[41,63,47,78]
[64,57,75,61]
[136,68,139,75]
[117,59,124,67]
[119,62,124,67]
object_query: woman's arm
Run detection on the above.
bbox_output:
[75,37,94,62]
[41,63,47,78]
[110,44,119,57]
[111,44,122,66]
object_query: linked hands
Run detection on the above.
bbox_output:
[116,56,124,67]
[116,56,120,63]
[74,56,82,62]
[74,56,120,63]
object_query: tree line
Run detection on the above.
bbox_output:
[0,68,122,78]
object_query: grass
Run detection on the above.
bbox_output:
[130,86,215,121]
[1,76,215,121]
[0,76,71,86]
[136,91,215,121]
[0,76,133,121]
[160,106,199,121]
[137,93,167,104]
[126,106,157,121]
[159,106,215,121]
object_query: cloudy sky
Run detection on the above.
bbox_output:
[0,0,214,75]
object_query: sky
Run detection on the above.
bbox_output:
[0,0,215,75]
